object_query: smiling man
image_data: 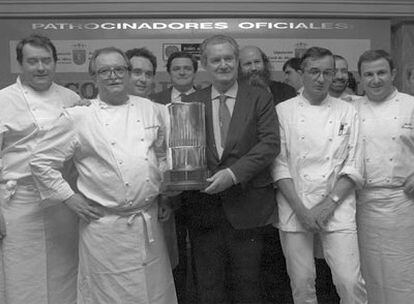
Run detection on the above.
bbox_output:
[151,51,198,104]
[355,50,414,304]
[273,47,367,304]
[182,35,279,304]
[329,55,359,102]
[0,34,80,304]
[126,47,157,98]
[30,47,177,304]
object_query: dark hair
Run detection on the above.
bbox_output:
[200,35,239,66]
[125,47,157,74]
[166,51,198,73]
[16,34,57,64]
[282,57,301,72]
[357,49,394,76]
[300,47,333,71]
[88,47,131,76]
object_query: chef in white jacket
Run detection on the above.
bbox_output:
[355,49,414,304]
[272,46,367,304]
[30,47,177,304]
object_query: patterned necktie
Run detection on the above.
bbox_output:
[218,94,231,148]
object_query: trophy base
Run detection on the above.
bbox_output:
[162,169,209,191]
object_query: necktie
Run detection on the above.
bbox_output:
[218,94,231,148]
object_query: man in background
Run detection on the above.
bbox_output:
[151,51,198,104]
[239,45,296,105]
[283,57,303,94]
[151,51,199,304]
[329,55,359,102]
[126,47,157,98]
[238,45,295,302]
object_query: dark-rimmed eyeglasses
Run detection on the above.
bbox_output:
[96,66,130,78]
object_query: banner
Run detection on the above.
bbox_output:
[0,18,390,97]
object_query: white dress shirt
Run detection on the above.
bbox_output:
[273,94,363,232]
[211,82,237,158]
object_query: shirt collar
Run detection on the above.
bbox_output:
[171,86,196,100]
[211,81,238,100]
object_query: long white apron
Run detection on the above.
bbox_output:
[357,188,414,304]
[0,182,79,304]
[77,202,177,304]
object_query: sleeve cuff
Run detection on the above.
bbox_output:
[339,166,364,189]
[226,168,238,185]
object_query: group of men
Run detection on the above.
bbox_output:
[0,32,413,304]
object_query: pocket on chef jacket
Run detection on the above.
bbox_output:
[332,120,351,162]
[144,125,161,145]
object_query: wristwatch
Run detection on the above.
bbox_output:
[328,193,341,205]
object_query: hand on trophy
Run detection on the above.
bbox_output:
[204,169,234,194]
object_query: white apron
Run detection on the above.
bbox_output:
[0,181,78,304]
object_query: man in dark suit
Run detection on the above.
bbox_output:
[239,45,295,303]
[183,35,279,304]
[151,51,199,304]
[239,45,296,105]
[151,51,198,104]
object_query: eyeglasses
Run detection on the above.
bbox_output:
[305,68,334,79]
[96,66,130,78]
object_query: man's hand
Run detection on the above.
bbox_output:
[203,169,234,195]
[0,210,6,240]
[158,195,172,222]
[64,193,103,223]
[403,173,414,197]
[295,205,320,232]
[310,198,337,229]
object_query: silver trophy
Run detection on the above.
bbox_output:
[162,102,208,191]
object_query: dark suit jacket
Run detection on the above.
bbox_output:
[268,80,297,105]
[182,82,280,229]
[150,87,173,105]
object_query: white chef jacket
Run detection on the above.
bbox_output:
[273,94,363,232]
[355,90,414,188]
[0,77,80,180]
[30,95,166,211]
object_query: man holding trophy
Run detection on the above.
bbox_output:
[176,34,279,304]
